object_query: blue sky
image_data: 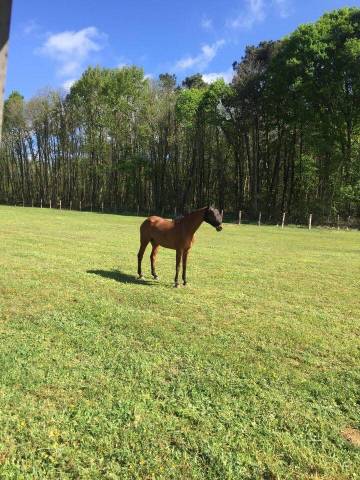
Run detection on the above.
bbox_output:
[6,0,360,98]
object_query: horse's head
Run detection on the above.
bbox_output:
[204,206,223,231]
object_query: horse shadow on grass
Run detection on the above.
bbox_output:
[87,269,157,286]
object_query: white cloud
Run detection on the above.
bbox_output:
[273,0,292,18]
[39,26,106,87]
[174,39,225,72]
[117,55,132,69]
[202,68,233,84]
[228,0,266,30]
[23,20,40,36]
[59,61,80,77]
[62,78,77,91]
[227,0,292,30]
[201,16,213,30]
[41,27,104,59]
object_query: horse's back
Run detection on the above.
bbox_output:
[140,216,172,234]
[148,215,165,224]
[140,215,179,248]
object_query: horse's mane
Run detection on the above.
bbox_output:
[173,215,185,224]
[172,207,208,223]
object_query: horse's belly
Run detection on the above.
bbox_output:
[159,241,177,249]
[150,229,177,249]
[154,234,177,249]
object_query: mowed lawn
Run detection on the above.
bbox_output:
[0,206,359,479]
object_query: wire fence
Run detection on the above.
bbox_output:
[1,198,359,230]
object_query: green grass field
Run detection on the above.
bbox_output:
[0,206,359,479]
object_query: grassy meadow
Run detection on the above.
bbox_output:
[0,205,359,479]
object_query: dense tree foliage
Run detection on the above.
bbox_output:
[1,8,359,222]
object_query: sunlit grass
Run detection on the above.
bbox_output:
[0,206,359,479]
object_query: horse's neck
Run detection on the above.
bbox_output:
[183,208,206,235]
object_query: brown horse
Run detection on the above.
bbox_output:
[137,206,223,287]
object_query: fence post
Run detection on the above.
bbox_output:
[90,203,93,212]
[40,198,43,209]
[49,199,52,209]
[347,216,351,230]
[70,200,72,211]
[137,204,139,216]
[238,210,242,225]
[79,200,82,211]
[281,212,286,229]
[174,206,177,217]
[308,213,312,230]
[258,212,261,226]
[221,209,224,221]
[337,214,340,230]
[22,197,24,207]
[101,201,104,213]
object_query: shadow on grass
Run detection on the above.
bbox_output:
[87,269,157,286]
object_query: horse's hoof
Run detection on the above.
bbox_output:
[138,275,145,280]
[174,283,180,288]
[153,275,159,280]
[183,282,187,286]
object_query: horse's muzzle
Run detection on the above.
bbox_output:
[216,225,223,232]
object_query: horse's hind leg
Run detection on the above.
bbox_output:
[137,240,149,279]
[150,244,160,280]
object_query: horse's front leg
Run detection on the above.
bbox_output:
[182,248,190,286]
[174,249,182,287]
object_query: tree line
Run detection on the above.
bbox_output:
[1,8,359,223]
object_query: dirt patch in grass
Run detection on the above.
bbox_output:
[341,427,360,447]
